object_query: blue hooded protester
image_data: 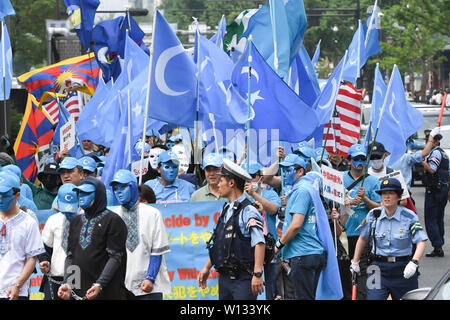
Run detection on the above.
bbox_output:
[57,176,127,300]
[110,169,171,300]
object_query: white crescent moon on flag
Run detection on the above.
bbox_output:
[389,92,400,124]
[155,45,189,96]
[318,78,337,110]
[241,66,259,83]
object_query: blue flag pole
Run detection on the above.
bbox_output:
[365,0,378,49]
[1,21,6,137]
[246,36,253,171]
[138,6,157,185]
[361,64,396,187]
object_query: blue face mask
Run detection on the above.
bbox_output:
[160,162,179,182]
[282,166,297,187]
[0,189,15,212]
[78,191,96,209]
[113,184,132,205]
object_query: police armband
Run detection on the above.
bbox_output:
[246,218,264,232]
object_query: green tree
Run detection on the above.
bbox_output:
[9,0,61,76]
[374,0,449,99]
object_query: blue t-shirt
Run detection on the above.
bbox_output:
[145,177,196,202]
[281,179,324,259]
[344,171,381,237]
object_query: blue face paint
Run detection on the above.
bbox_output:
[79,191,96,209]
[160,161,179,182]
[351,159,366,169]
[282,166,297,187]
[0,189,15,212]
[113,183,132,205]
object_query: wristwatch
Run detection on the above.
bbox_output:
[275,239,285,250]
[411,259,419,266]
[252,271,263,278]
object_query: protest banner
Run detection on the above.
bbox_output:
[321,165,345,204]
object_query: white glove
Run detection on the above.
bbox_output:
[430,127,440,138]
[403,261,418,279]
[350,260,360,275]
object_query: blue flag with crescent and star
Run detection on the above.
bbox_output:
[231,41,319,144]
[367,65,423,165]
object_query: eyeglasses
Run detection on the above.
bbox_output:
[352,156,367,162]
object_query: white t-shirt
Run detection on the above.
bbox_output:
[368,166,388,179]
[113,203,171,296]
[0,210,45,298]
[41,212,69,277]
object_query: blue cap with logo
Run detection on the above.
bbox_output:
[202,153,224,169]
[348,143,367,158]
[296,142,316,160]
[57,157,81,173]
[279,153,308,169]
[57,183,79,213]
[314,147,329,161]
[158,150,179,165]
[0,171,20,192]
[79,156,97,173]
[109,169,137,186]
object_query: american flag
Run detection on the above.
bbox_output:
[42,90,82,123]
[323,82,362,158]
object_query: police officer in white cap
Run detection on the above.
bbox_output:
[197,159,266,299]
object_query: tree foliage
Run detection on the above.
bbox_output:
[9,0,61,76]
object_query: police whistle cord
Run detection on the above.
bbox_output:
[45,273,87,300]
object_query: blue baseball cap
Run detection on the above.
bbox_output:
[314,148,329,161]
[0,171,21,192]
[296,142,316,161]
[57,183,78,214]
[109,169,137,186]
[73,182,96,193]
[1,164,22,179]
[279,154,308,169]
[202,153,224,169]
[79,156,97,173]
[158,150,179,165]
[135,141,151,157]
[348,143,367,158]
[57,157,81,173]
[242,162,263,175]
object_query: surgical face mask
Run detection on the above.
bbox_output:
[112,184,132,205]
[149,148,164,170]
[371,159,384,170]
[282,166,297,187]
[0,189,15,212]
[251,177,262,192]
[79,191,95,209]
[161,162,179,182]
